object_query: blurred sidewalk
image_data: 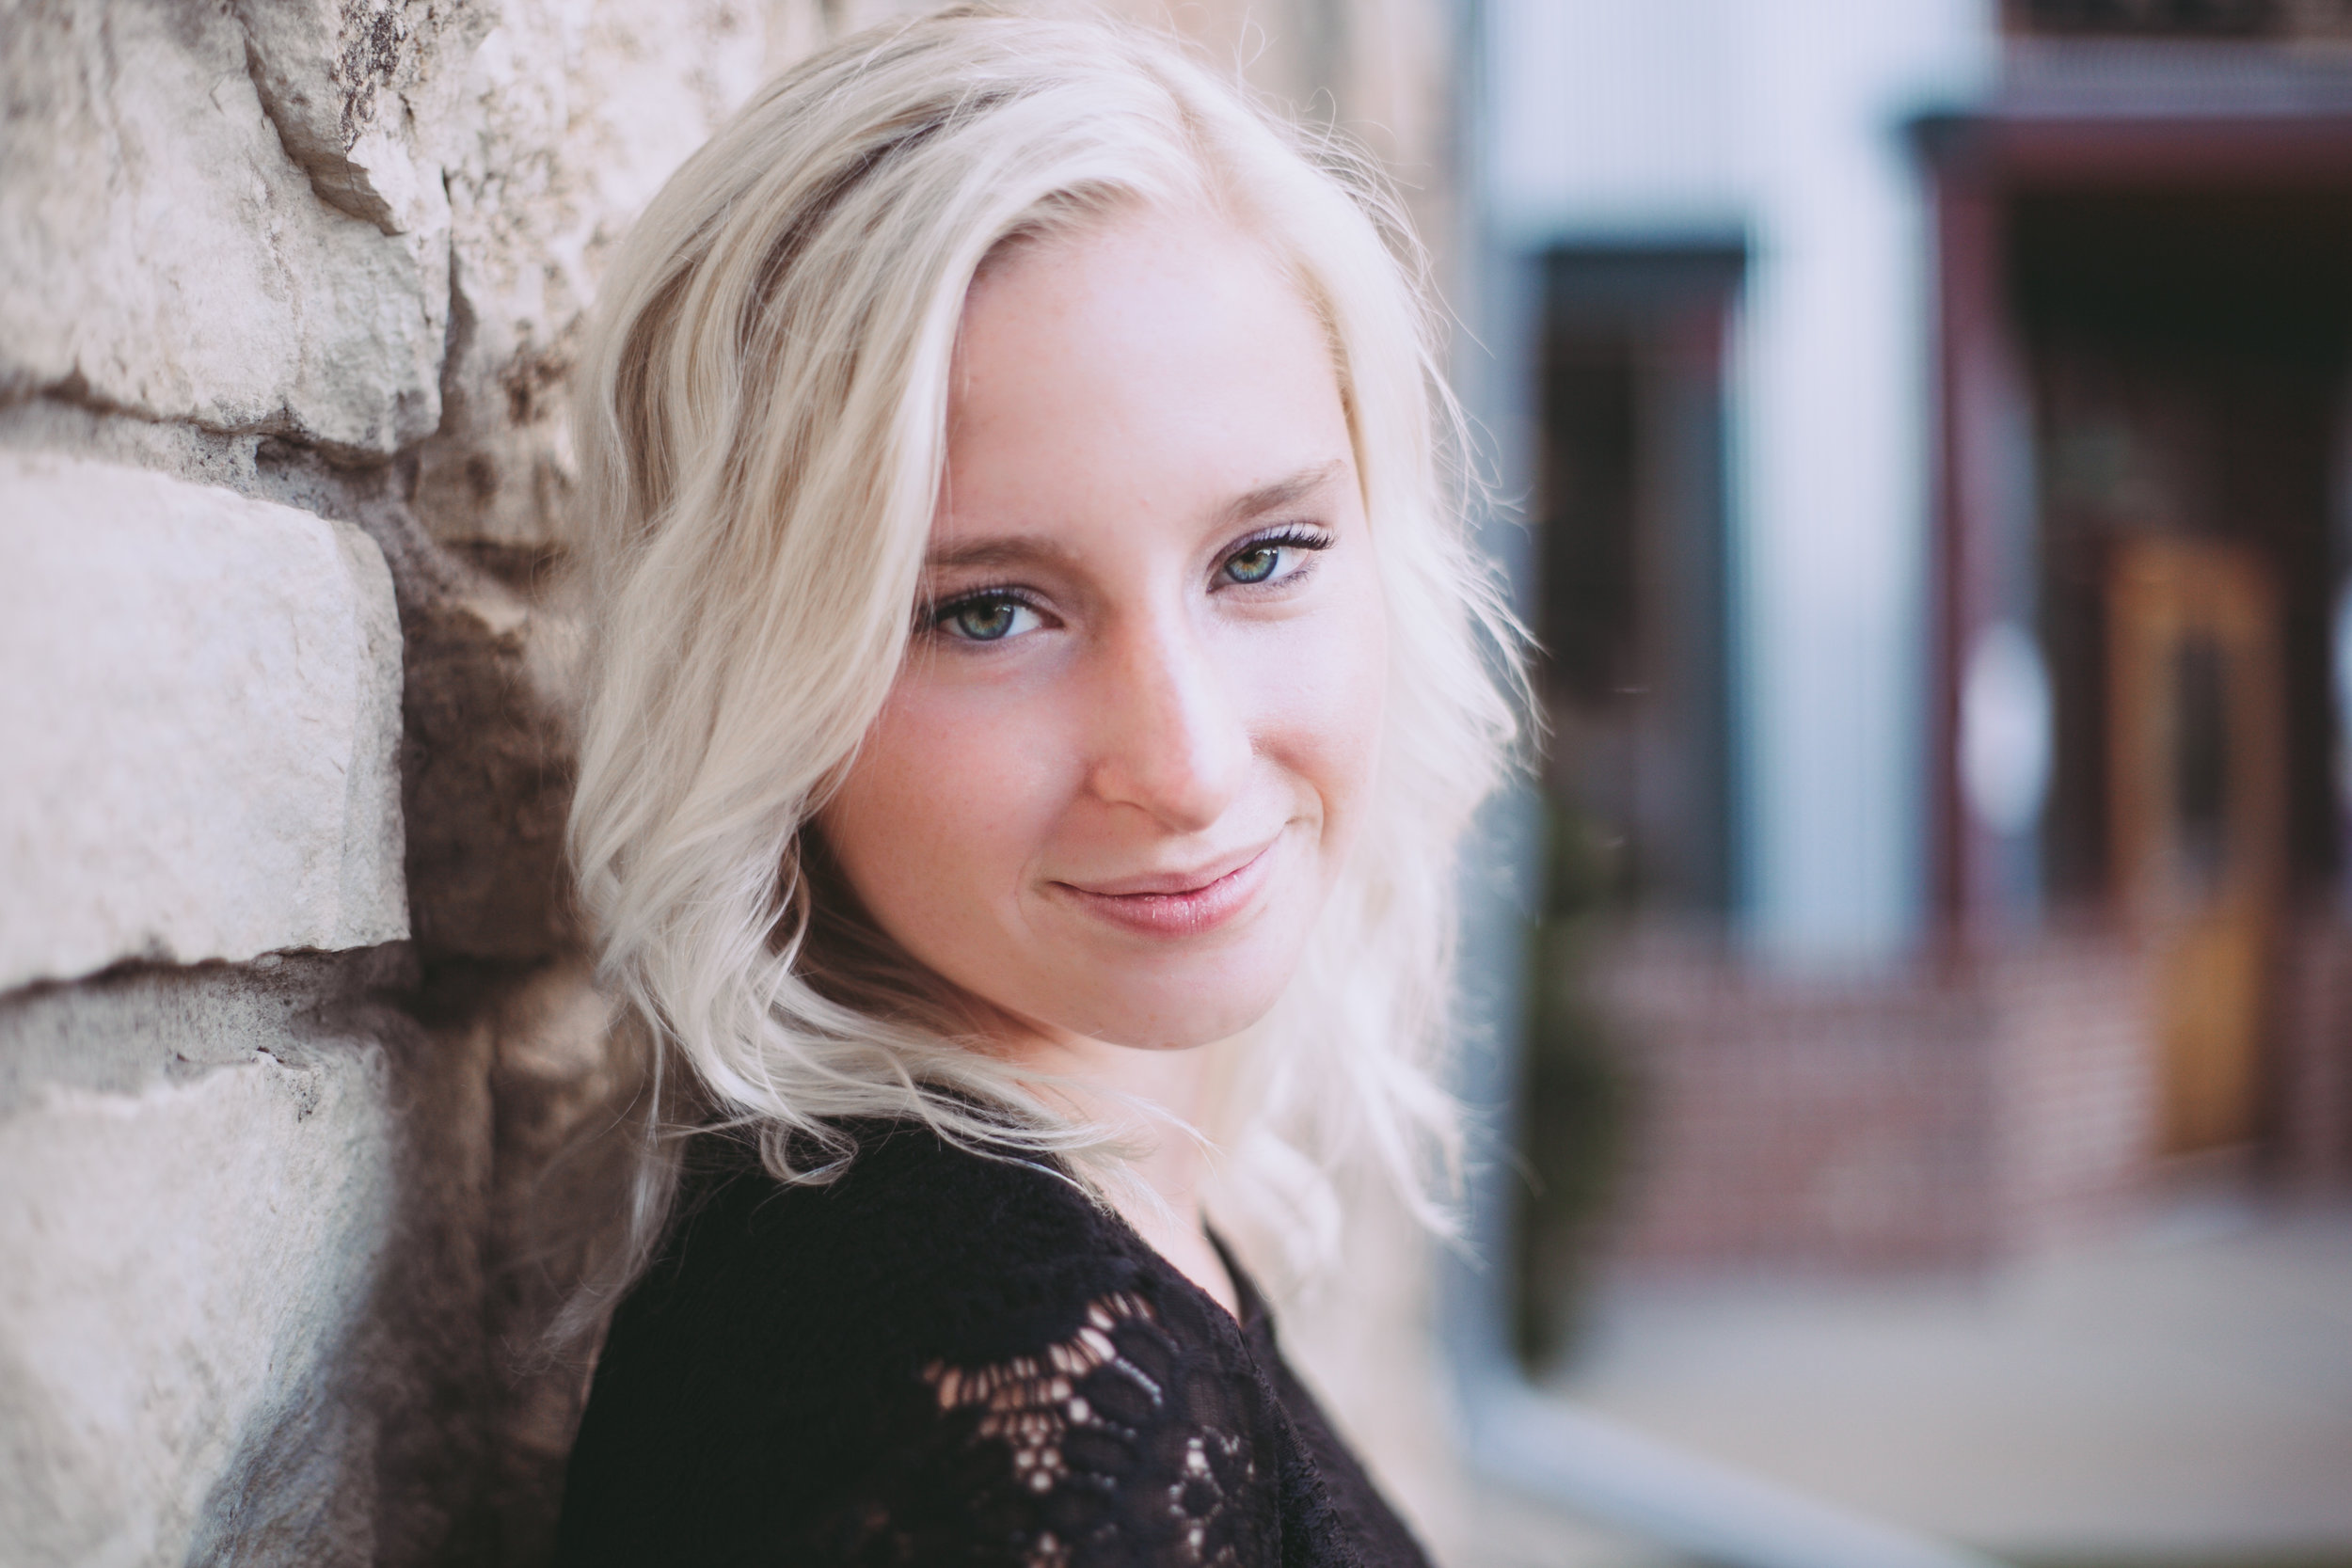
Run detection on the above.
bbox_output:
[1501,1168,2352,1565]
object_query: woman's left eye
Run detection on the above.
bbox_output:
[1225,545,1283,584]
[932,593,1042,642]
[1219,531,1326,588]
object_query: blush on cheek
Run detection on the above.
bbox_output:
[1270,584,1389,869]
[820,679,1080,1001]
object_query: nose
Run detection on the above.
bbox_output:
[1085,610,1252,832]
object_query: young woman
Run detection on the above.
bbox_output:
[552,8,1518,1564]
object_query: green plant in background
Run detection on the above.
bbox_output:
[1510,798,1641,1373]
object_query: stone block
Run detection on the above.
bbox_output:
[231,0,485,239]
[0,453,406,992]
[0,962,399,1568]
[399,583,584,962]
[0,0,447,454]
[415,0,823,546]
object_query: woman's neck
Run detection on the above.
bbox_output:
[1010,1028,1241,1320]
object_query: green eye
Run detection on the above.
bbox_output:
[1225,546,1280,584]
[950,598,1016,640]
[936,594,1039,641]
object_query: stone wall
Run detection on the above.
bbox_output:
[0,2,1461,1562]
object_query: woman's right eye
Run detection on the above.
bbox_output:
[933,594,1041,642]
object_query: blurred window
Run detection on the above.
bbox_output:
[1531,247,1744,918]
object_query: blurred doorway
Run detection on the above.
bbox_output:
[2107,537,2287,1151]
[2014,182,2352,1164]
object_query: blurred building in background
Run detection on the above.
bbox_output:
[1482,0,2352,1275]
[1468,3,2352,1562]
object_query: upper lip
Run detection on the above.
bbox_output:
[1056,838,1277,898]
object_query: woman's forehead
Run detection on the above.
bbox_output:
[949,212,1342,442]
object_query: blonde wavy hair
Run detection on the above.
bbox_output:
[566,4,1520,1289]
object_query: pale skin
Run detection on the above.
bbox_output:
[820,206,1387,1318]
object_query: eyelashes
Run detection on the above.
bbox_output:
[921,521,1336,644]
[928,589,1045,643]
[1219,524,1332,587]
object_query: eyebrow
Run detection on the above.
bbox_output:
[923,460,1349,572]
[923,535,1080,573]
[1219,458,1347,530]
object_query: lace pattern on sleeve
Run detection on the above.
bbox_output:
[850,1291,1264,1567]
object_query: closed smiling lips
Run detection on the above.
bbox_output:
[1050,838,1281,937]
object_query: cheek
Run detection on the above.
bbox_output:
[823,679,1070,935]
[1322,604,1390,841]
[1254,579,1388,852]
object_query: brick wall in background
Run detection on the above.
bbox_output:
[2280,915,2352,1194]
[1591,928,2159,1274]
[0,2,1463,1562]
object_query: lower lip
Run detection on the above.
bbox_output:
[1055,844,1279,938]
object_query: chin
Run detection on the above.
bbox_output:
[1058,966,1293,1052]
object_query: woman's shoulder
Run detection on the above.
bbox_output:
[593,1119,1158,1395]
[558,1121,1248,1567]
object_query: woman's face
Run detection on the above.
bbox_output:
[819,207,1387,1053]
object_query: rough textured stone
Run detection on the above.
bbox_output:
[413,0,823,546]
[231,0,484,238]
[0,958,402,1568]
[0,0,449,454]
[398,572,589,963]
[0,452,406,991]
[438,955,636,1562]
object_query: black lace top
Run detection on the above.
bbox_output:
[554,1121,1433,1567]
